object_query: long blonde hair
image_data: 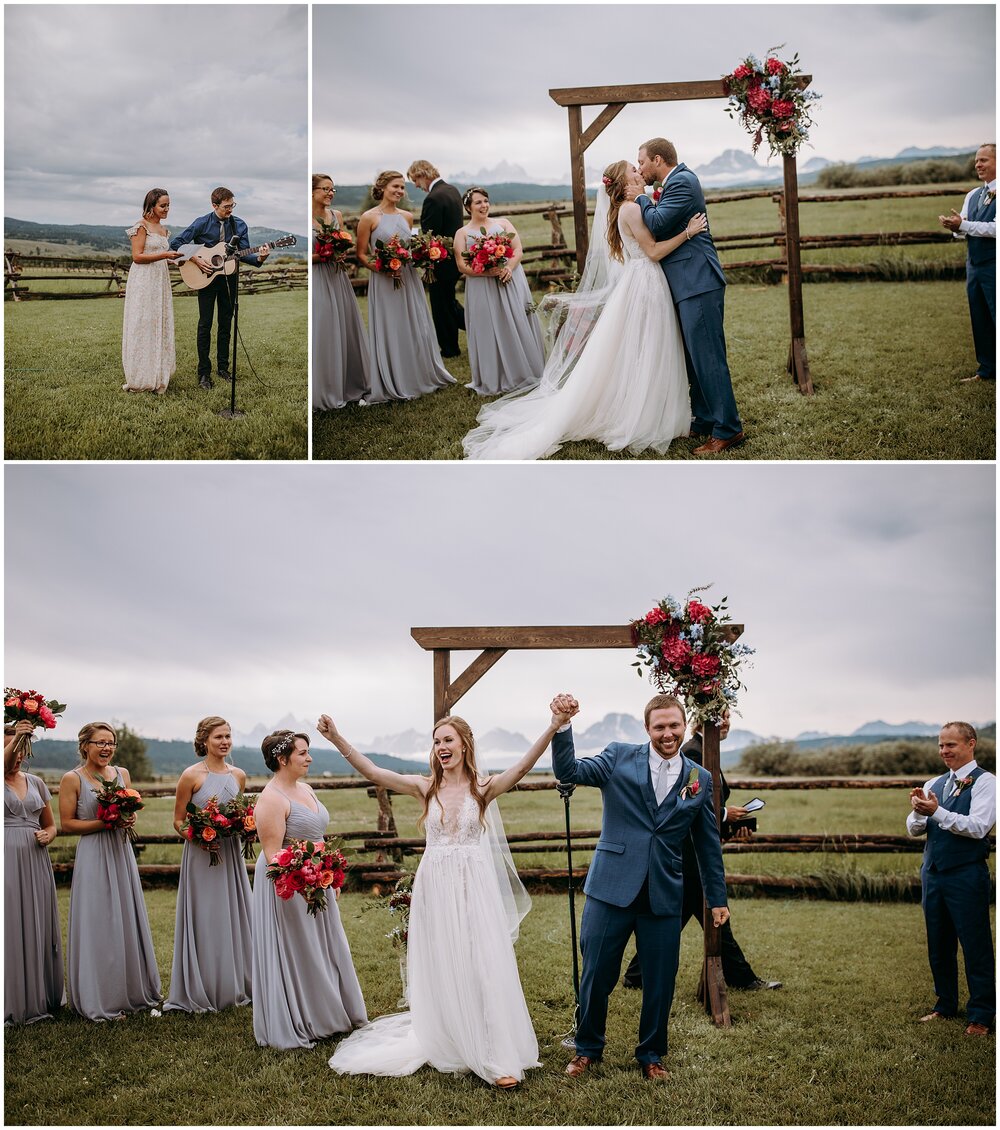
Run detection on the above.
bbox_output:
[419,716,489,830]
[602,160,631,264]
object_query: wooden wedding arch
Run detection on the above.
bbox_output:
[549,78,814,393]
[411,622,745,1028]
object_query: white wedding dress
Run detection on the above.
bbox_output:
[121,222,176,392]
[462,207,691,460]
[328,794,539,1083]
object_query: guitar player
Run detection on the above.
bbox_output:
[170,187,269,389]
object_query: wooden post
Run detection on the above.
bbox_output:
[697,720,731,1027]
[783,153,814,394]
[567,105,589,274]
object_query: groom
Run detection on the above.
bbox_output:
[628,138,744,454]
[551,692,729,1079]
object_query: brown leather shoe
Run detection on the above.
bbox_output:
[693,432,745,456]
[564,1054,599,1078]
[641,1062,670,1081]
[964,1022,991,1037]
[918,1011,950,1022]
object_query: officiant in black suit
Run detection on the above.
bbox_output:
[407,160,465,357]
[622,710,781,992]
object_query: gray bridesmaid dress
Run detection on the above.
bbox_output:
[163,770,252,1013]
[4,773,65,1024]
[66,767,161,1019]
[462,222,544,396]
[366,212,456,403]
[312,217,372,410]
[252,796,367,1049]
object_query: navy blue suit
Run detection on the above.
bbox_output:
[553,729,727,1063]
[638,165,742,440]
[963,185,995,380]
[913,767,995,1027]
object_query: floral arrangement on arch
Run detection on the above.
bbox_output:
[722,47,820,158]
[630,587,754,726]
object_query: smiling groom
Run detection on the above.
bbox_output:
[551,692,729,1080]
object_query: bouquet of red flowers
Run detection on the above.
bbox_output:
[630,587,754,726]
[266,838,347,917]
[94,778,145,843]
[179,795,233,865]
[409,233,453,283]
[220,793,258,861]
[463,229,516,283]
[315,221,355,269]
[4,687,67,760]
[369,234,411,290]
[722,47,820,158]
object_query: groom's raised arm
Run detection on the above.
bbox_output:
[639,177,697,240]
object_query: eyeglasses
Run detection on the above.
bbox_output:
[88,740,116,749]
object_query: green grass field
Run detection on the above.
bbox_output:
[314,186,994,461]
[4,290,307,460]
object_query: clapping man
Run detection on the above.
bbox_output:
[407,160,465,356]
[939,144,995,383]
[907,721,995,1036]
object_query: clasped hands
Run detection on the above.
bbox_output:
[910,787,939,816]
[938,209,963,233]
[549,693,580,728]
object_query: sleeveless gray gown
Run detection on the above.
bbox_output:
[462,222,544,395]
[66,767,161,1019]
[312,217,372,410]
[163,770,253,1013]
[251,796,367,1048]
[4,773,65,1024]
[366,212,456,403]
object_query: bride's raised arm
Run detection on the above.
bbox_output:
[316,714,426,799]
[622,204,707,263]
[482,700,578,803]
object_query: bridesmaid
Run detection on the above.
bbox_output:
[356,170,456,404]
[454,187,544,395]
[252,730,366,1049]
[4,721,64,1024]
[163,716,252,1014]
[59,722,161,1020]
[312,174,371,411]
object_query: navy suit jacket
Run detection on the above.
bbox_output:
[638,164,726,301]
[169,212,265,267]
[552,728,728,916]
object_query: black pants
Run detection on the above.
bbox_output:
[197,274,235,376]
[428,275,464,355]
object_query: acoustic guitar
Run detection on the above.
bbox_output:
[176,234,296,290]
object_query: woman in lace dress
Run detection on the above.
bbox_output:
[355,170,455,403]
[251,730,366,1049]
[321,702,576,1089]
[163,716,252,1014]
[122,188,181,394]
[462,161,706,460]
[454,187,544,396]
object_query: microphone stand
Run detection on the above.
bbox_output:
[220,236,243,419]
[557,778,581,1048]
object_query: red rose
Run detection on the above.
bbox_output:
[274,876,296,900]
[645,607,669,627]
[687,600,713,623]
[732,63,753,80]
[766,57,786,75]
[5,696,19,709]
[287,871,306,892]
[273,847,294,868]
[316,240,334,261]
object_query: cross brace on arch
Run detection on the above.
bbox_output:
[411,622,745,1027]
[548,78,814,393]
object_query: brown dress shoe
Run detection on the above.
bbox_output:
[918,1011,950,1022]
[693,431,745,456]
[564,1054,599,1078]
[641,1062,670,1081]
[964,1022,991,1036]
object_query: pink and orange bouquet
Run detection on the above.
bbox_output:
[369,234,411,290]
[220,792,258,861]
[409,233,453,283]
[4,687,67,760]
[266,838,347,917]
[315,221,355,269]
[180,795,233,865]
[463,229,515,283]
[94,778,145,843]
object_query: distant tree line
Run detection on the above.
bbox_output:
[816,155,976,189]
[736,736,996,777]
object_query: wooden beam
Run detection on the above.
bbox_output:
[580,102,626,150]
[550,80,732,106]
[444,648,508,713]
[413,624,743,650]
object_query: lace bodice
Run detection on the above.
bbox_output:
[619,215,648,263]
[424,793,484,849]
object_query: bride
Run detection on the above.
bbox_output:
[320,702,576,1088]
[462,160,705,460]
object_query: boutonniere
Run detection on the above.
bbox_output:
[953,776,975,796]
[680,767,701,801]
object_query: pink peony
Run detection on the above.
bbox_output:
[38,705,56,728]
[274,875,296,901]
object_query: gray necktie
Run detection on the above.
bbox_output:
[654,759,672,805]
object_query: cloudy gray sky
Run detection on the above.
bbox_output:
[5,463,995,750]
[4,5,307,232]
[315,3,995,185]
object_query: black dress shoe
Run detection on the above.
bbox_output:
[217,370,233,381]
[198,375,213,390]
[622,975,642,990]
